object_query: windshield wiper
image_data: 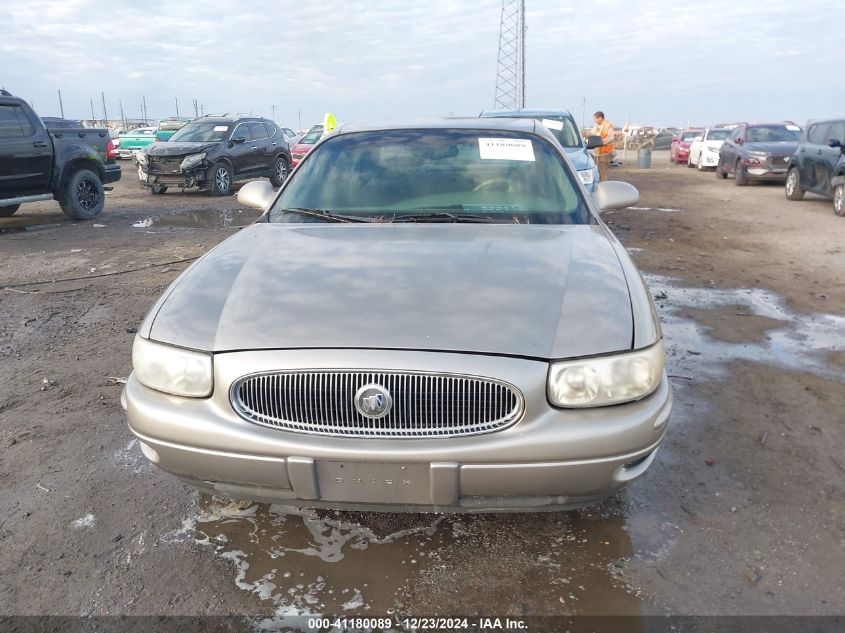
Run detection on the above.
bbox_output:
[280,207,375,223]
[389,211,499,224]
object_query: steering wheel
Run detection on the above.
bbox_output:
[473,178,511,192]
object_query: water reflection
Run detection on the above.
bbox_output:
[180,495,655,619]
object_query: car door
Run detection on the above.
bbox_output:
[818,120,845,196]
[228,122,255,176]
[802,123,829,194]
[721,127,741,173]
[0,103,52,197]
[248,121,273,173]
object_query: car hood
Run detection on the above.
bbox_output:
[744,141,799,155]
[146,223,635,359]
[290,143,315,153]
[562,147,593,171]
[144,141,218,156]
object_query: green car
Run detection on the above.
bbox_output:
[117,126,158,159]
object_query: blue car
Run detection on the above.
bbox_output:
[480,109,601,193]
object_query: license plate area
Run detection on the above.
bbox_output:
[315,461,430,505]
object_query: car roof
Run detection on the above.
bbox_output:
[480,108,575,119]
[334,117,549,139]
[200,116,266,124]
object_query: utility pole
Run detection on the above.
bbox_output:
[101,92,108,125]
[193,99,199,117]
[58,90,65,118]
[175,97,179,117]
[493,0,526,110]
[142,96,147,124]
[271,104,276,122]
[581,97,586,131]
[90,99,96,126]
[298,108,302,131]
[119,99,126,130]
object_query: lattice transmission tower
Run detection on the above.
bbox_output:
[493,0,526,110]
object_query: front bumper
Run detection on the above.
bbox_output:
[745,155,791,180]
[699,152,720,167]
[137,164,208,190]
[123,349,672,512]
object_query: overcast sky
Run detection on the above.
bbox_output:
[3,0,841,129]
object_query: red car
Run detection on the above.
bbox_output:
[290,125,323,166]
[670,129,704,164]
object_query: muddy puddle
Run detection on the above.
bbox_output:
[0,214,69,234]
[647,274,845,381]
[166,496,666,620]
[131,207,262,230]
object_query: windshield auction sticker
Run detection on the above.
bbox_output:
[478,138,535,161]
[541,118,564,131]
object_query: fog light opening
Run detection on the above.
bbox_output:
[614,448,659,483]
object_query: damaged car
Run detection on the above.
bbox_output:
[123,118,672,513]
[136,116,291,195]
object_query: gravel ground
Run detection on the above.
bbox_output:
[0,152,842,619]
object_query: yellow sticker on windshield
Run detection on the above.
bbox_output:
[478,138,535,161]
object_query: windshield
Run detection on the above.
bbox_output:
[536,116,582,148]
[706,129,731,141]
[270,129,590,225]
[169,121,232,143]
[746,125,801,142]
[681,131,702,141]
[299,128,323,144]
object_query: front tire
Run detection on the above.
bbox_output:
[716,159,728,179]
[151,184,168,195]
[784,168,804,201]
[59,168,104,220]
[697,155,707,171]
[0,204,20,217]
[687,154,695,168]
[734,160,748,186]
[834,183,845,217]
[270,156,289,187]
[208,162,233,196]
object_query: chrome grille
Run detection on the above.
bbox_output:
[230,371,524,438]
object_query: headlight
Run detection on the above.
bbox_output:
[548,341,664,408]
[180,152,207,171]
[132,335,213,397]
[135,151,148,165]
[577,168,596,186]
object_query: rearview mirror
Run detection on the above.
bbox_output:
[232,136,246,144]
[595,181,639,212]
[237,180,275,211]
[585,135,603,150]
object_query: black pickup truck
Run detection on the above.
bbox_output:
[0,90,121,219]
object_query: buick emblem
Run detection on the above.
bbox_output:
[354,384,393,419]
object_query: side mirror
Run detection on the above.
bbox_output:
[237,180,275,211]
[735,138,744,145]
[232,136,246,144]
[671,137,679,143]
[585,135,603,150]
[829,139,842,148]
[595,181,639,212]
